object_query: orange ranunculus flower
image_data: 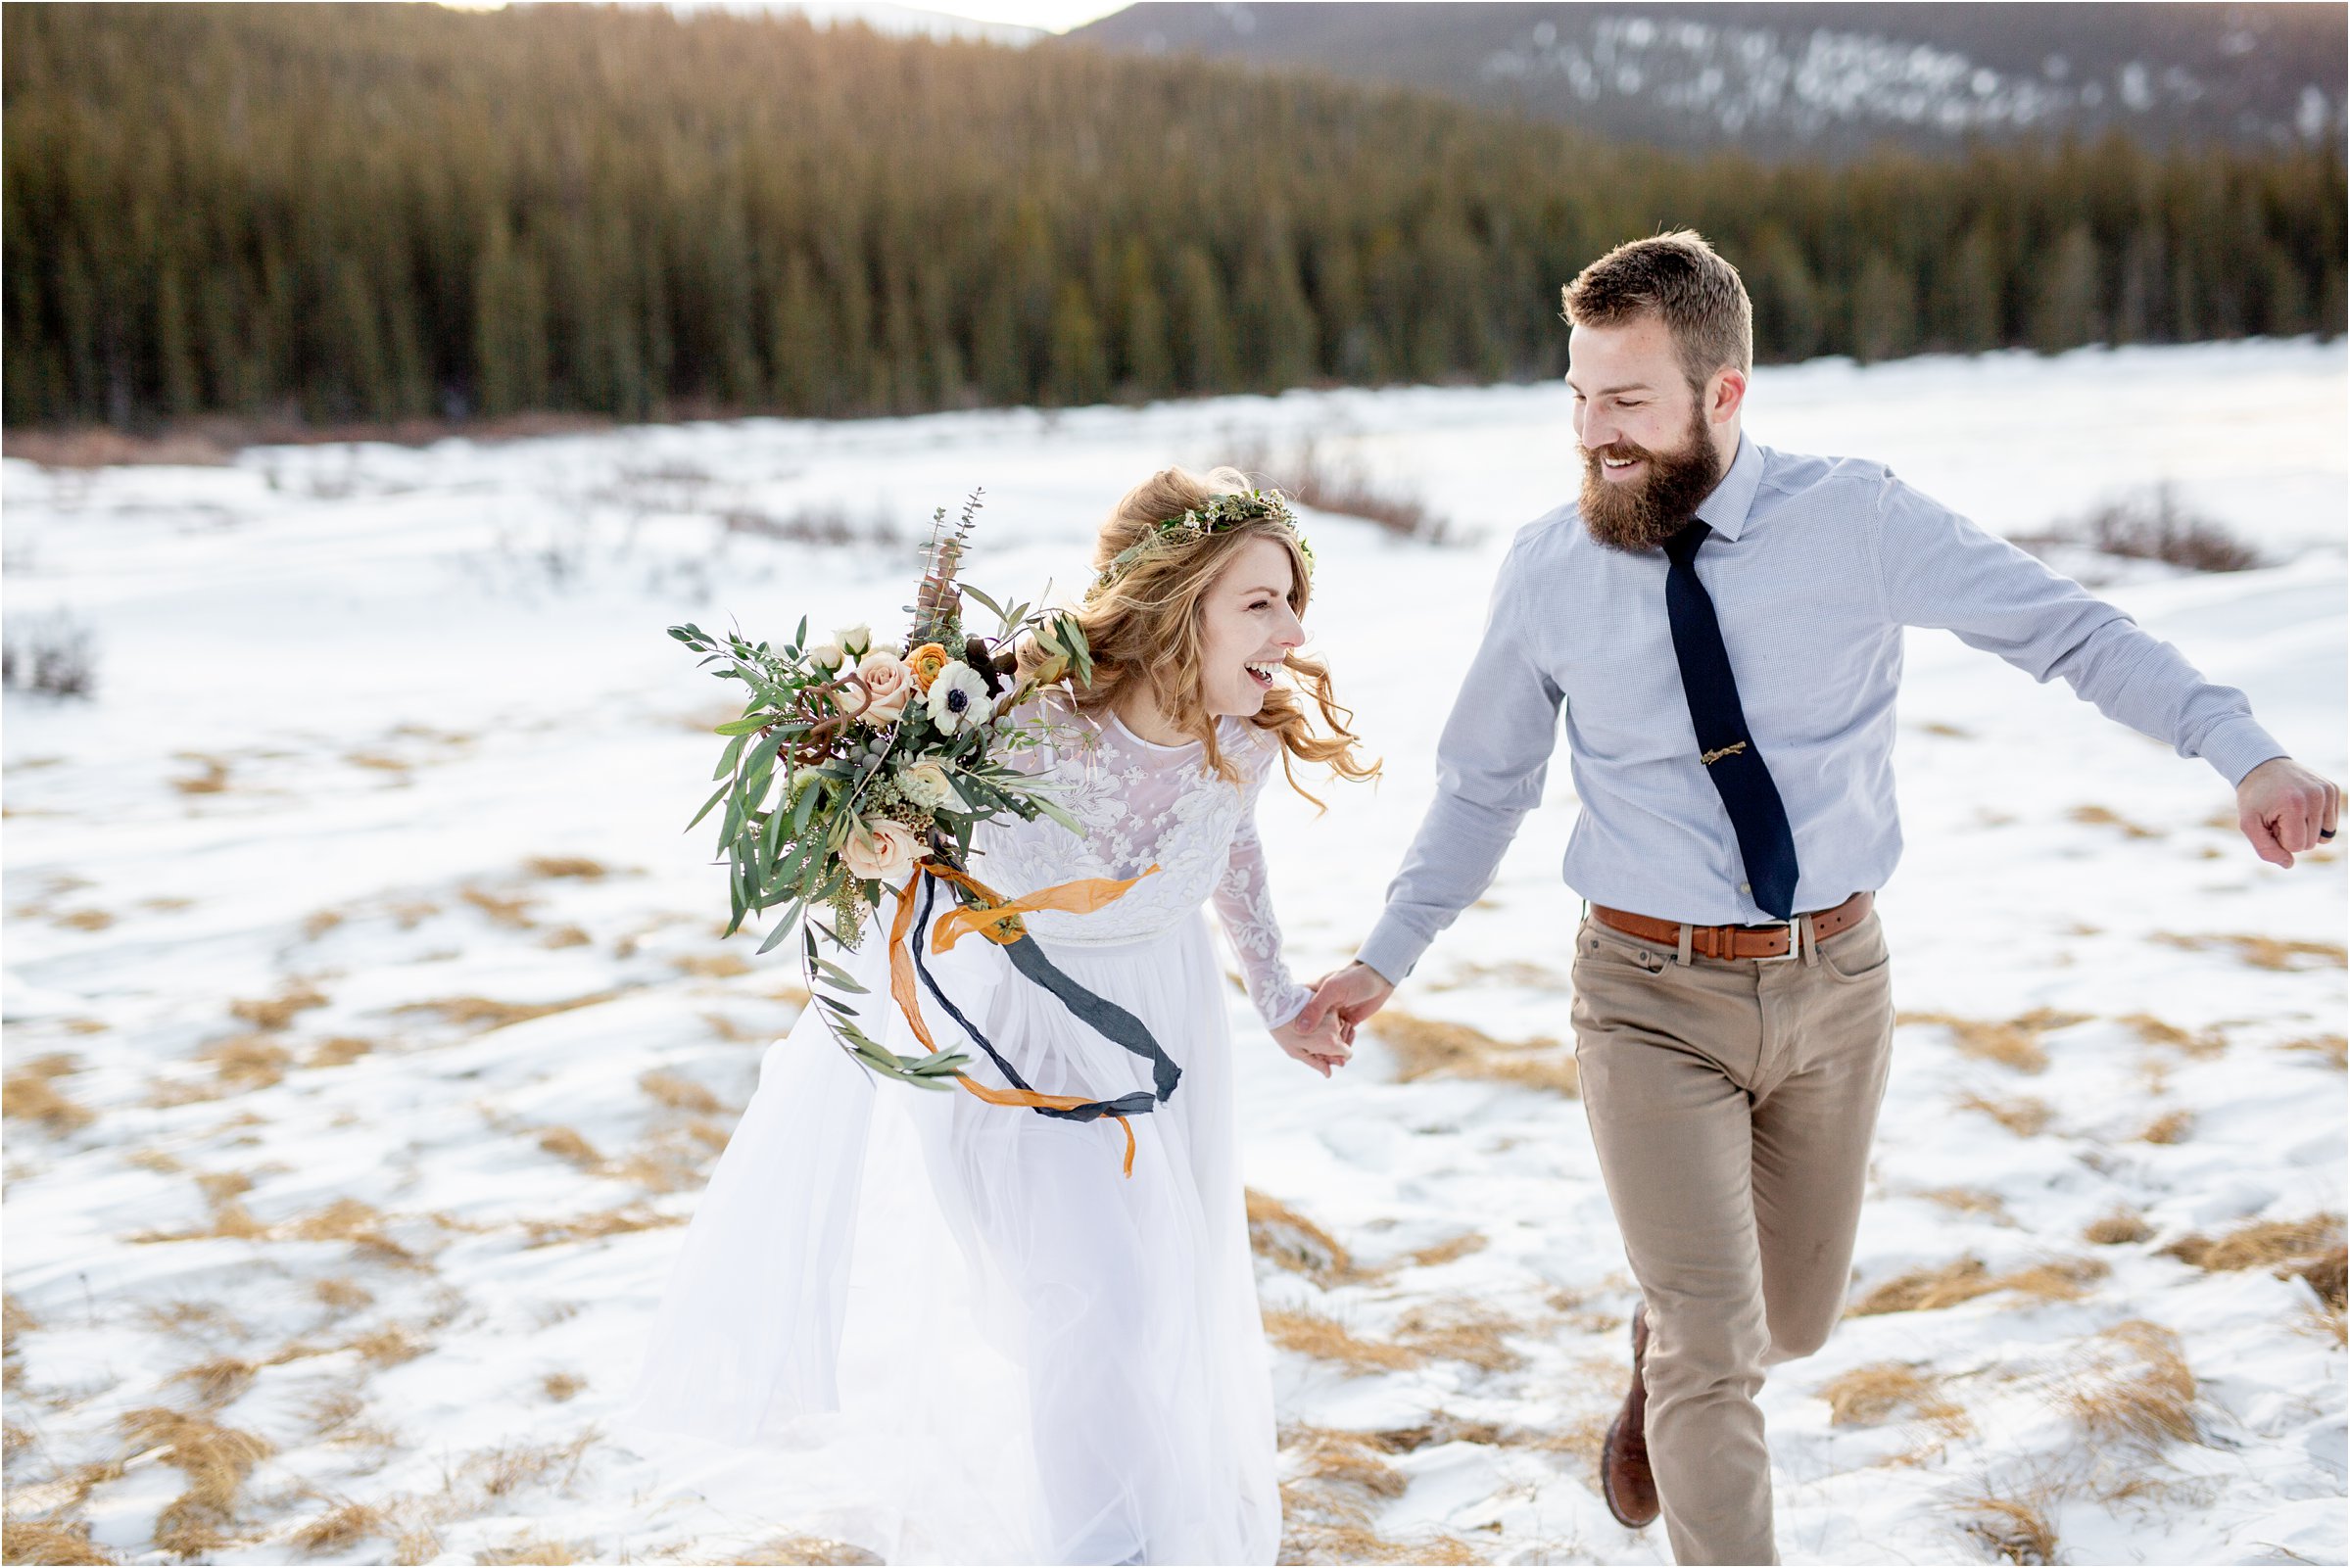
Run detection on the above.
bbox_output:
[906,641,950,691]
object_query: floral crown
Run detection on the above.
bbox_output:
[1084,488,1316,600]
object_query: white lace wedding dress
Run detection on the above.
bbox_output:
[618,691,1311,1565]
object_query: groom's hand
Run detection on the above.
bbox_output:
[1296,962,1396,1035]
[2236,757,2341,868]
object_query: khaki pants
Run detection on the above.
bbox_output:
[1569,908,1896,1566]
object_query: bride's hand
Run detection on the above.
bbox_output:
[1272,1009,1353,1078]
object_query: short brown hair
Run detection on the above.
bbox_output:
[1561,229,1752,393]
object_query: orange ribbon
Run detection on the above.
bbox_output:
[884,859,1161,1175]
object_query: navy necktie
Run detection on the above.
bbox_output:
[1661,520,1801,921]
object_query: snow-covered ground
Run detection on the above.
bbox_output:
[4,339,2343,1566]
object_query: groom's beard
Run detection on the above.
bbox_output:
[1579,402,1724,554]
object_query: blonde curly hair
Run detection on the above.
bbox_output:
[1018,464,1378,807]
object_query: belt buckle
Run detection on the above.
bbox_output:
[1751,917,1801,964]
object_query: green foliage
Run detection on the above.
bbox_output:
[4,3,2343,430]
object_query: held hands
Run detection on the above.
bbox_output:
[2236,757,2342,868]
[1271,1006,1353,1078]
[1295,962,1396,1039]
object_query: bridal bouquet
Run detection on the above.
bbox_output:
[670,496,1175,1171]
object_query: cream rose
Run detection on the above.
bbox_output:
[897,758,965,812]
[839,816,921,882]
[806,634,845,673]
[853,650,915,725]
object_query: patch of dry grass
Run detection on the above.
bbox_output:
[535,1126,605,1170]
[228,983,328,1031]
[675,952,753,978]
[1405,1231,1489,1269]
[1815,1362,1970,1437]
[2057,1318,2199,1449]
[1848,1256,2106,1316]
[1915,1187,2010,1222]
[1366,1009,1577,1096]
[0,1521,118,1564]
[198,1034,291,1089]
[1959,1494,2059,1564]
[525,856,608,879]
[722,1539,885,1566]
[640,1070,722,1115]
[1246,1189,1361,1287]
[2136,1110,2193,1144]
[301,909,346,941]
[478,1537,584,1564]
[312,1278,374,1316]
[172,756,230,794]
[543,1371,586,1402]
[2067,804,2162,838]
[165,1354,259,1408]
[290,1499,390,1554]
[2152,930,2347,972]
[117,1405,274,1557]
[344,1325,430,1368]
[2118,1013,2228,1059]
[392,990,618,1031]
[306,1036,373,1068]
[1897,1009,2089,1073]
[1956,1093,2053,1136]
[519,1206,685,1249]
[2284,1033,2347,1069]
[461,885,538,929]
[1262,1307,1421,1375]
[4,1057,95,1133]
[541,925,593,949]
[2162,1214,2346,1308]
[1394,1298,1527,1373]
[2084,1212,2154,1246]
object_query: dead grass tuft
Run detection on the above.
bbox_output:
[478,1538,583,1564]
[392,990,618,1031]
[455,1428,598,1499]
[1815,1362,1969,1436]
[313,1278,374,1316]
[674,952,753,978]
[4,1062,95,1133]
[519,1206,685,1249]
[542,925,593,949]
[4,1293,36,1355]
[723,1539,885,1566]
[1897,1009,2088,1073]
[1263,1307,1421,1375]
[165,1355,259,1408]
[302,909,345,940]
[543,1371,586,1402]
[344,1324,430,1367]
[172,757,230,795]
[291,1500,389,1554]
[639,1070,722,1115]
[1960,1494,2059,1564]
[2136,1110,2193,1144]
[461,885,538,928]
[2067,804,2162,838]
[1394,1298,1527,1372]
[198,1034,291,1089]
[2057,1318,2200,1449]
[2284,1033,2348,1070]
[1916,1187,2009,1221]
[1849,1255,2106,1316]
[1956,1093,2052,1136]
[116,1405,273,1548]
[306,1035,373,1068]
[525,856,608,879]
[1405,1231,1489,1269]
[2118,1013,2229,1059]
[1366,1009,1577,1096]
[2161,1214,2345,1290]
[0,1521,117,1564]
[1246,1189,1360,1286]
[2084,1212,2154,1246]
[535,1126,605,1170]
[228,984,329,1031]
[2152,930,2347,972]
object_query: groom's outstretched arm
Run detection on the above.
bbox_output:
[1344,520,1570,1005]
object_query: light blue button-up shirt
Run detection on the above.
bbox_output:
[1356,433,2290,983]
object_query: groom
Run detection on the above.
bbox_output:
[1297,230,2339,1564]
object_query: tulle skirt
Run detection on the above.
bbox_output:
[616,902,1279,1566]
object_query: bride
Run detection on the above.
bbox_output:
[619,465,1377,1564]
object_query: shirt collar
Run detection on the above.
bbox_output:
[1695,432,1762,543]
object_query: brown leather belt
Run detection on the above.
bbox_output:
[1590,890,1873,962]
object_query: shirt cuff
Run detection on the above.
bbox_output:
[2198,717,2290,787]
[1356,912,1429,987]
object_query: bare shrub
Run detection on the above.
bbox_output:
[1228,434,1453,542]
[2016,483,2261,573]
[2,609,99,699]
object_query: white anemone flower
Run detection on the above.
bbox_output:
[925,660,996,735]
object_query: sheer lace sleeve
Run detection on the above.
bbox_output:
[1210,735,1313,1032]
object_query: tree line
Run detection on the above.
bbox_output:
[4,2,2341,430]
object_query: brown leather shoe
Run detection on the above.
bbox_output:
[1601,1302,1658,1529]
